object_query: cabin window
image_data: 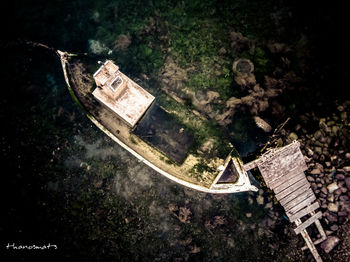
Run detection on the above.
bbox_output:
[110,76,123,92]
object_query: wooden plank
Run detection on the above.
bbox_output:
[301,213,327,251]
[264,164,307,183]
[301,236,327,251]
[243,159,260,171]
[279,183,311,206]
[284,189,314,211]
[294,211,322,234]
[257,142,308,182]
[288,202,320,222]
[296,218,323,262]
[287,194,316,217]
[275,177,309,201]
[272,172,306,194]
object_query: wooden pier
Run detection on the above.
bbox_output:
[244,141,326,262]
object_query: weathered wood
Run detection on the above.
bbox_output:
[301,218,327,251]
[250,141,325,262]
[266,164,309,187]
[294,211,322,235]
[296,218,323,262]
[286,194,316,216]
[275,177,309,201]
[279,183,311,206]
[271,172,306,193]
[301,236,327,251]
[243,159,260,171]
[258,141,308,186]
[288,202,320,222]
[284,189,314,211]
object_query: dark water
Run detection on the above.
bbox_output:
[1,1,349,261]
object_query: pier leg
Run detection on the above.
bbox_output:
[295,218,323,262]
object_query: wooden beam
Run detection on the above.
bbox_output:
[286,194,316,216]
[243,159,260,171]
[288,202,320,222]
[284,189,314,211]
[275,177,309,201]
[294,211,322,235]
[301,235,327,251]
[295,218,323,262]
[279,184,311,206]
[271,172,306,193]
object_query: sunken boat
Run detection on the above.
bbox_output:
[58,51,258,193]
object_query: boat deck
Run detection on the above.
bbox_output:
[61,54,257,192]
[133,103,194,164]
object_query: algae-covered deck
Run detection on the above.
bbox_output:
[133,103,194,164]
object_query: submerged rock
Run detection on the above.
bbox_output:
[327,182,339,193]
[320,236,340,253]
[257,195,264,205]
[345,177,350,190]
[254,116,272,132]
[114,34,132,50]
[88,39,109,55]
[328,203,339,213]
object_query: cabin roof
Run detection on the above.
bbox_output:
[92,60,155,127]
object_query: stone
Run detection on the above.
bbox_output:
[248,196,254,205]
[321,203,328,209]
[246,213,252,218]
[218,47,227,55]
[340,111,347,121]
[314,146,323,155]
[344,166,350,172]
[307,176,315,182]
[319,192,327,198]
[319,120,329,133]
[314,130,323,140]
[338,211,348,217]
[327,194,334,203]
[306,147,314,157]
[325,212,338,223]
[334,189,342,195]
[320,236,340,253]
[339,195,349,201]
[337,105,345,112]
[327,182,339,193]
[88,39,109,54]
[265,202,273,209]
[310,168,321,175]
[197,138,215,155]
[321,187,328,195]
[114,34,132,50]
[345,153,350,159]
[253,116,272,132]
[330,224,338,231]
[288,132,298,141]
[257,195,264,205]
[335,174,345,180]
[328,203,338,212]
[311,183,317,190]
